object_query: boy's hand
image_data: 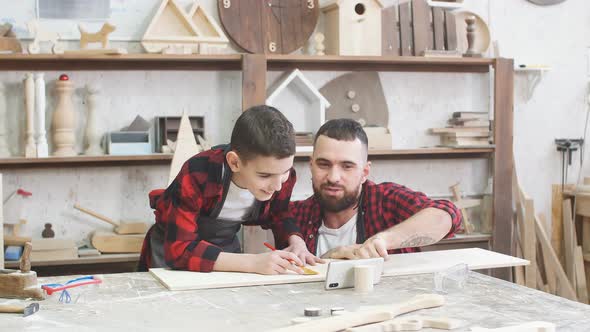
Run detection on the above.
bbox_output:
[284,235,324,265]
[249,251,304,275]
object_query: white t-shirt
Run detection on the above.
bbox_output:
[315,213,358,257]
[217,180,256,221]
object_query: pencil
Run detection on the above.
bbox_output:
[262,242,318,275]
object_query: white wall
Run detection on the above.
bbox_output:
[1,0,587,244]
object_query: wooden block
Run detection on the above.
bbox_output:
[30,248,78,262]
[563,199,577,288]
[382,6,400,56]
[116,222,150,235]
[432,7,445,50]
[0,271,44,300]
[399,1,412,56]
[0,37,22,53]
[412,0,431,56]
[31,238,76,251]
[444,10,457,51]
[3,235,32,246]
[91,231,144,253]
[575,246,588,304]
[551,184,565,267]
[168,111,201,186]
[575,195,590,217]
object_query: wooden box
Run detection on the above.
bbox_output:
[155,116,205,153]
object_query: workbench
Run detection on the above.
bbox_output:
[0,272,588,331]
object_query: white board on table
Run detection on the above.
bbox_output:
[150,248,529,291]
[382,248,529,277]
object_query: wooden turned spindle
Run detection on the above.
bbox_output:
[463,16,482,58]
[52,74,77,157]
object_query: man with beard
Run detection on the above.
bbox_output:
[290,119,462,259]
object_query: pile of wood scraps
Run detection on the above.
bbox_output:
[430,112,492,148]
[73,204,147,254]
[513,171,588,303]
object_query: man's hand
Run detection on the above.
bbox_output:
[320,236,388,259]
[284,235,324,265]
[247,251,304,275]
[356,236,388,259]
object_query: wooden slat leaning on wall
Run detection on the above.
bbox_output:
[551,184,564,267]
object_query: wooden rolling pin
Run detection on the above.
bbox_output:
[73,204,149,235]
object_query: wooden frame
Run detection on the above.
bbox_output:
[266,69,330,135]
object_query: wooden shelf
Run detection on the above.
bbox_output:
[4,253,139,268]
[0,148,493,169]
[0,54,495,73]
[267,55,494,73]
[0,154,173,169]
[296,147,493,160]
[0,54,243,71]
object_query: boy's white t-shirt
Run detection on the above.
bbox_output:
[217,180,256,221]
[315,213,358,257]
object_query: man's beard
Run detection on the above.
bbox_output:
[313,182,360,213]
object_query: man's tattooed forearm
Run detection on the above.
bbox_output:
[400,235,436,248]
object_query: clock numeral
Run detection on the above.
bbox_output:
[223,0,231,8]
[307,0,314,9]
[269,42,277,53]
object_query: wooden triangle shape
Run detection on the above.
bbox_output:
[187,2,228,42]
[168,112,201,186]
[142,0,201,41]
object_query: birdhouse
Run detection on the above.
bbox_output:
[322,0,384,56]
[266,69,330,150]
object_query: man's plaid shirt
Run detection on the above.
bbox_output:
[290,180,462,255]
[139,145,300,272]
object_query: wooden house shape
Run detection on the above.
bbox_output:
[141,0,228,54]
[186,2,229,54]
[322,0,384,56]
[266,69,330,141]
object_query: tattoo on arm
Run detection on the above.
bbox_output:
[399,235,436,248]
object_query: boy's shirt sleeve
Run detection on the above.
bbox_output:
[155,159,223,272]
[254,168,302,249]
[381,183,462,239]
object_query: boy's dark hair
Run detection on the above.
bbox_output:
[314,118,368,155]
[230,105,295,161]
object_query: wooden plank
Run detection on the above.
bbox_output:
[412,0,431,55]
[538,214,557,294]
[563,199,577,288]
[0,173,3,269]
[399,2,412,56]
[552,184,565,266]
[534,214,577,301]
[583,217,590,254]
[150,248,528,291]
[432,7,445,50]
[491,58,514,281]
[523,196,537,289]
[444,10,457,51]
[381,6,400,56]
[575,246,589,303]
[241,54,266,111]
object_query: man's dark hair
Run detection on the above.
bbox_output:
[230,105,295,161]
[314,118,368,153]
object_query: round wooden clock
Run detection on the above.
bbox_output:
[218,0,319,54]
[527,0,567,5]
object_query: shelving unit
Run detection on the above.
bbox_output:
[0,53,513,280]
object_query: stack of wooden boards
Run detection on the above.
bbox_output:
[430,112,492,147]
[74,204,148,254]
[30,238,78,262]
[513,172,589,304]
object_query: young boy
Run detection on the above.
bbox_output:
[138,105,319,274]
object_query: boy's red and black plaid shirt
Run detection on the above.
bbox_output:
[138,145,300,272]
[290,180,462,255]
